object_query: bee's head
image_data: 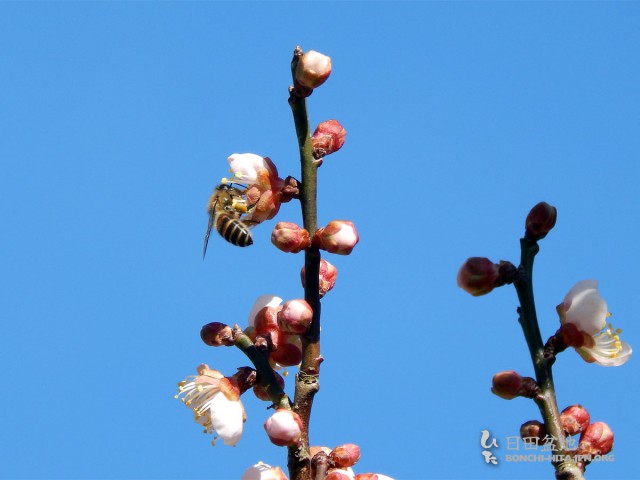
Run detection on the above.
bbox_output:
[216,184,233,192]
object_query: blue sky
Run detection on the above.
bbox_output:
[1,2,639,479]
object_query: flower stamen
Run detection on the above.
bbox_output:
[592,322,625,359]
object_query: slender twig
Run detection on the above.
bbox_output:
[513,238,584,480]
[287,46,323,480]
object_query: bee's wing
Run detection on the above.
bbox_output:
[203,193,220,260]
[203,210,215,259]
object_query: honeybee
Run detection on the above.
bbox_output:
[203,183,254,257]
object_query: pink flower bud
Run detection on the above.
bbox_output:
[278,299,313,334]
[270,334,303,367]
[314,220,359,255]
[295,50,332,89]
[264,409,303,446]
[312,120,346,156]
[560,405,590,436]
[329,443,361,468]
[491,371,524,400]
[271,222,311,253]
[253,371,285,402]
[301,259,338,298]
[200,322,234,347]
[457,257,500,296]
[520,420,547,442]
[525,202,557,240]
[578,421,614,455]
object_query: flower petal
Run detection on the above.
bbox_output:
[578,341,632,367]
[208,392,244,446]
[248,295,283,326]
[564,282,608,335]
[228,153,270,185]
[563,279,599,310]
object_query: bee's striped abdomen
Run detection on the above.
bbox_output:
[216,214,253,247]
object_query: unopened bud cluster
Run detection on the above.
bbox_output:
[246,295,311,368]
[561,405,614,456]
[200,295,312,371]
[308,443,393,480]
[522,404,614,462]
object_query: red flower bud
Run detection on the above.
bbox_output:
[264,409,303,446]
[200,322,234,346]
[329,443,361,468]
[301,259,338,298]
[457,257,500,296]
[277,299,313,334]
[295,50,332,89]
[560,405,590,436]
[491,370,525,400]
[578,421,614,456]
[314,220,359,255]
[312,120,346,156]
[525,201,557,240]
[271,222,310,253]
[520,420,547,443]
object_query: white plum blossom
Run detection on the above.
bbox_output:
[175,364,245,446]
[227,153,269,184]
[227,153,279,185]
[560,280,632,366]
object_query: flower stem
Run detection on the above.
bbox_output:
[287,46,322,480]
[232,327,291,410]
[513,238,584,480]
